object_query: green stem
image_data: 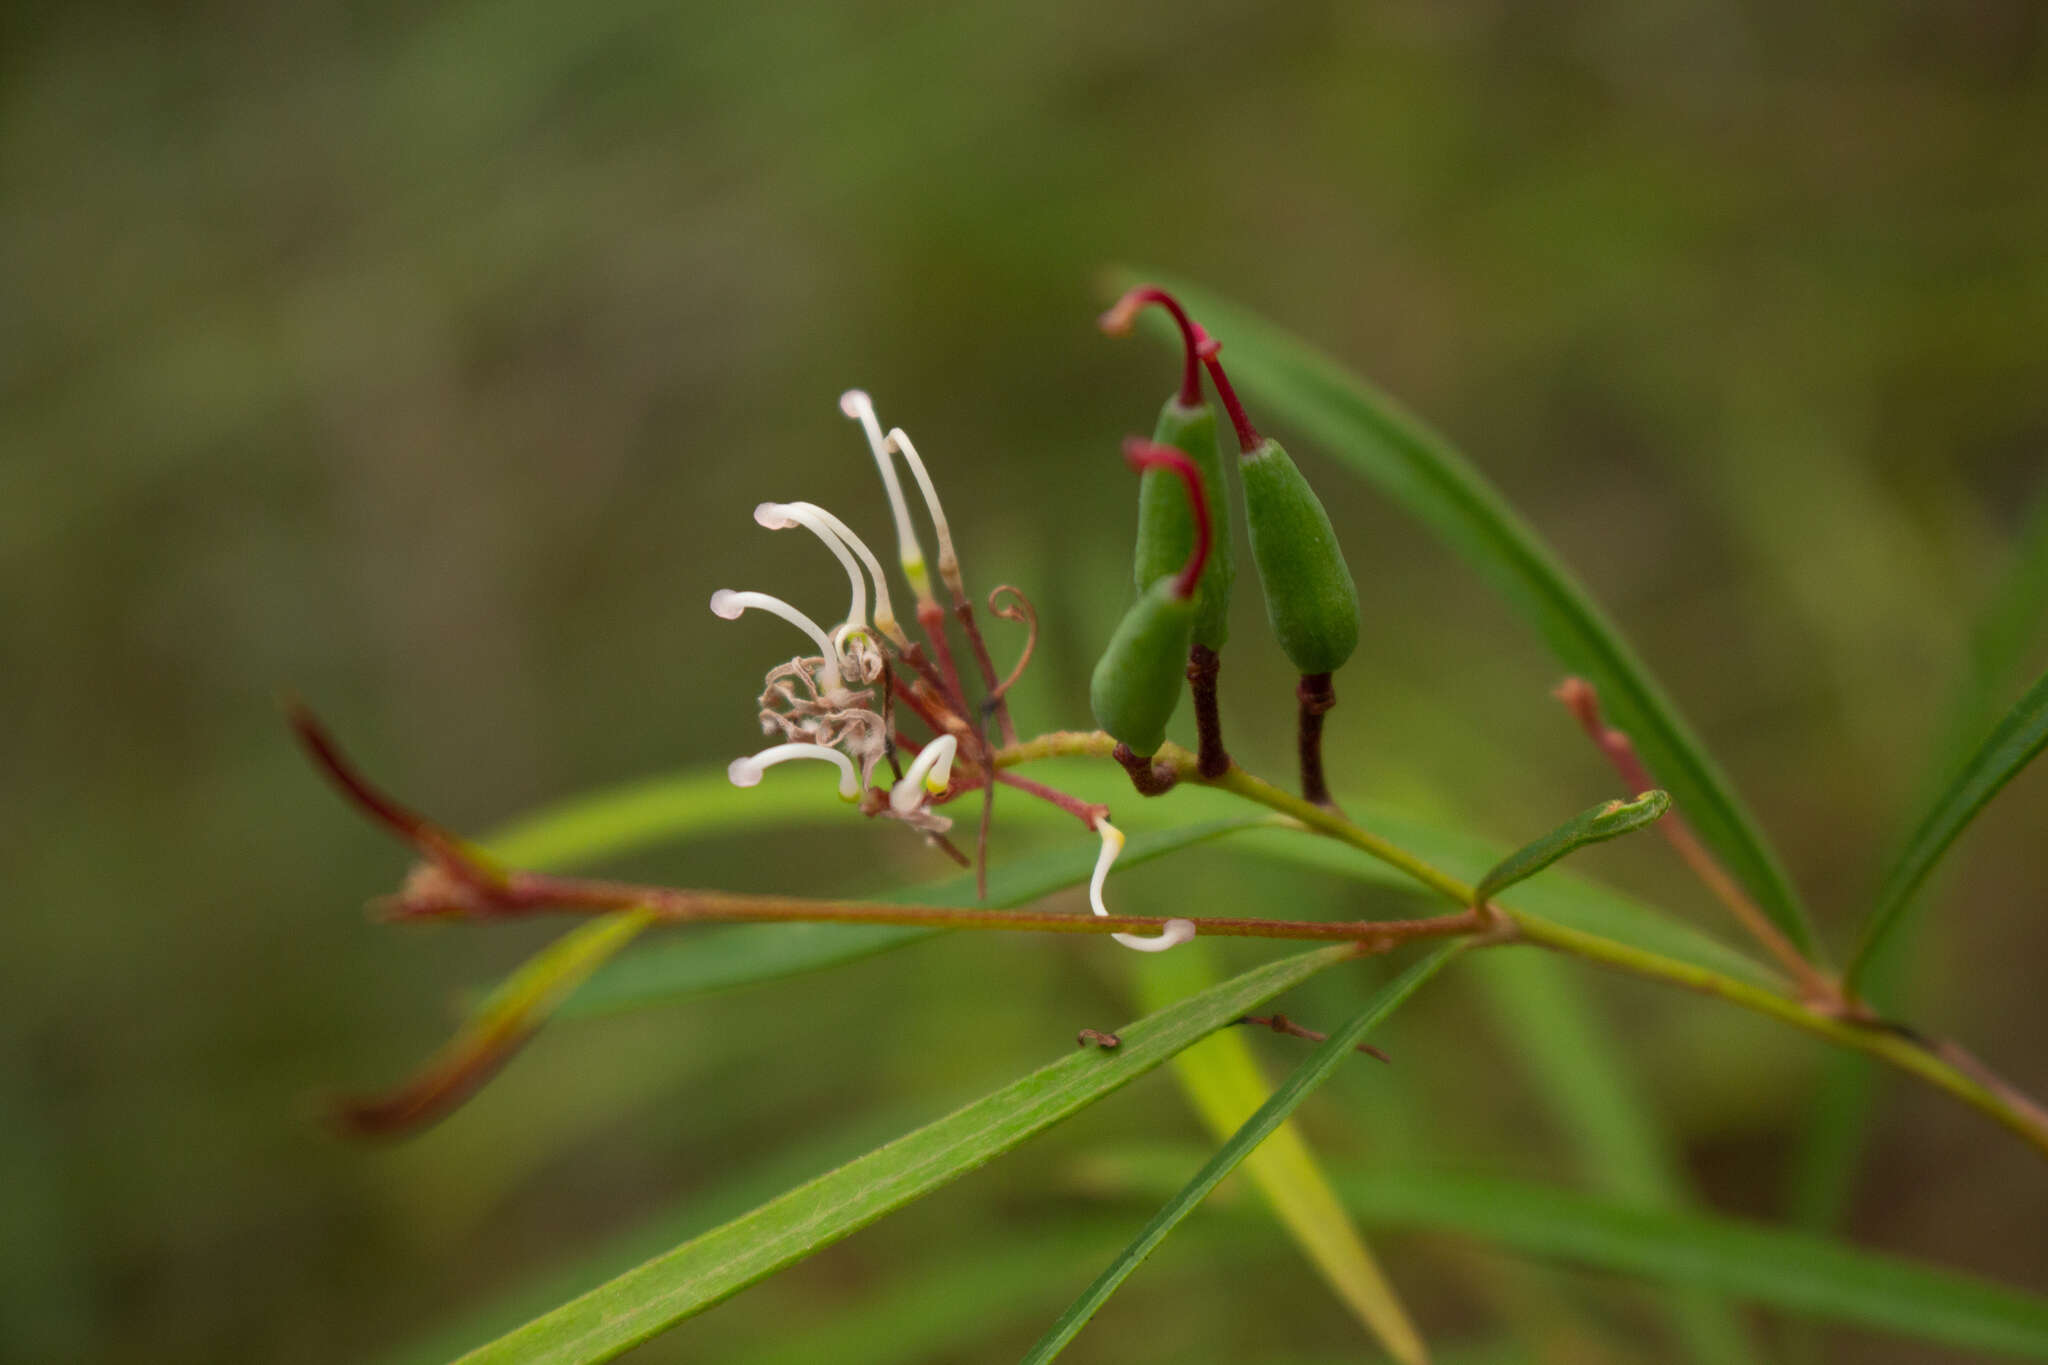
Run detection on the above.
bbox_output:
[992,731,2048,1161]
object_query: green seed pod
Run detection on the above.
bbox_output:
[1196,346,1359,676]
[1132,398,1233,649]
[1090,577,1196,758]
[1090,438,1214,757]
[1102,287,1235,651]
[1239,435,1359,675]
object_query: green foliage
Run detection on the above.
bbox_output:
[1132,271,1819,956]
[1848,665,2048,992]
[1468,950,1754,1364]
[1137,943,1425,1361]
[21,11,2048,1363]
[1024,946,1459,1363]
[335,911,656,1136]
[452,946,1358,1364]
[1791,490,2048,1232]
[1471,790,1670,907]
[386,264,2048,1362]
[1092,1154,2048,1359]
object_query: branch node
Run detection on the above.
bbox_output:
[1114,742,1181,796]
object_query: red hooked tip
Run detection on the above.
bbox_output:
[286,698,509,895]
[1121,436,1212,600]
[1553,677,1600,732]
[286,699,435,847]
[1099,285,1204,408]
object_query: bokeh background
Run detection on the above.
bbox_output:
[6,2,2047,1361]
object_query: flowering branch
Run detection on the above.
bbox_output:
[989,729,2048,1160]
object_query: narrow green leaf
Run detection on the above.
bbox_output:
[380,1105,941,1365]
[483,771,847,870]
[335,910,655,1137]
[1336,1170,2048,1360]
[1471,791,1670,907]
[1128,270,1816,956]
[1139,943,1425,1362]
[1847,666,2048,992]
[1957,490,2048,756]
[1791,491,2048,1232]
[1025,946,1459,1364]
[560,818,1269,1017]
[1094,1154,2048,1359]
[1470,952,1754,1364]
[450,943,1357,1365]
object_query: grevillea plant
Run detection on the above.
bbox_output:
[299,280,2048,1365]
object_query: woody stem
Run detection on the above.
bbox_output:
[1297,672,1339,811]
[394,868,1488,945]
[1188,644,1231,779]
[987,729,2048,1161]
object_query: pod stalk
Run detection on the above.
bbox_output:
[1198,342,1262,454]
[1187,643,1231,779]
[1297,671,1339,811]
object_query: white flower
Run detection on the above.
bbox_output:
[710,589,845,692]
[883,427,962,599]
[841,389,938,605]
[728,743,861,800]
[753,499,905,648]
[1089,820,1197,953]
[890,734,959,813]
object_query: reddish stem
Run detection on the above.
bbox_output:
[1187,644,1231,779]
[1237,1013,1391,1063]
[396,867,1490,946]
[1553,677,1836,1004]
[917,598,971,718]
[1122,437,1211,599]
[953,596,1016,745]
[1099,285,1205,408]
[1297,672,1339,811]
[1197,338,1261,453]
[1114,742,1181,796]
[992,769,1109,829]
[287,702,505,896]
[887,670,953,740]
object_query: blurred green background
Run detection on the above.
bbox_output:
[6,2,2047,1361]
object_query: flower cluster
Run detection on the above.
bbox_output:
[710,390,964,833]
[710,389,1192,951]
